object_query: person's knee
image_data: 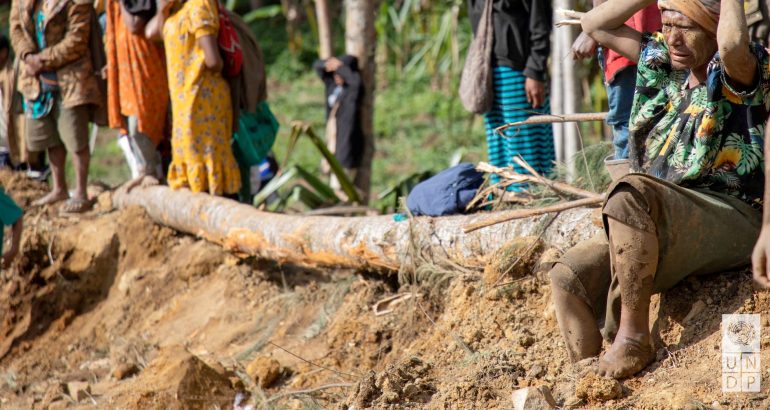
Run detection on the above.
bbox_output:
[549,262,590,309]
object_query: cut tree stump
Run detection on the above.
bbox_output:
[113,186,600,272]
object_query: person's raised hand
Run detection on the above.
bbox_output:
[525,77,545,109]
[571,32,598,60]
[324,57,342,72]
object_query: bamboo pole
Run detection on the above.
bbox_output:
[113,186,600,272]
[495,112,607,132]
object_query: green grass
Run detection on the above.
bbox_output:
[83,67,486,201]
[64,128,131,188]
[267,70,487,203]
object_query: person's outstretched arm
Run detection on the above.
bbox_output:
[718,0,756,88]
[580,0,656,62]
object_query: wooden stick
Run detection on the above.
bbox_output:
[475,162,602,200]
[513,156,601,200]
[495,112,607,132]
[463,196,603,233]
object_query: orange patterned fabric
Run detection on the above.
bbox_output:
[105,0,169,145]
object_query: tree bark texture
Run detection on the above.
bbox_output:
[344,0,376,203]
[113,186,601,273]
[315,0,333,59]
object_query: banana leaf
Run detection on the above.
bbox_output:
[294,165,340,203]
[302,126,361,204]
[253,166,298,208]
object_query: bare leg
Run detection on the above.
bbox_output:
[551,270,603,361]
[598,217,658,379]
[71,147,90,202]
[32,145,68,206]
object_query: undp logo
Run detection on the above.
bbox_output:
[722,314,761,393]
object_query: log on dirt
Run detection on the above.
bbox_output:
[113,186,601,272]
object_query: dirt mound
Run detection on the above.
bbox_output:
[110,345,237,410]
[1,174,769,409]
[0,169,49,208]
[342,356,434,408]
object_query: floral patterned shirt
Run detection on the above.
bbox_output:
[628,32,769,208]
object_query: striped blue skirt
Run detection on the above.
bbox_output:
[484,66,555,185]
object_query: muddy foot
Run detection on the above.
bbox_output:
[32,190,69,207]
[597,336,654,379]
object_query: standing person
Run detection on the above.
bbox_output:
[10,0,102,213]
[313,55,363,199]
[105,0,168,187]
[551,0,769,379]
[467,0,555,182]
[571,2,661,159]
[146,0,241,197]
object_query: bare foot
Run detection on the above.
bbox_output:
[32,190,69,207]
[597,336,654,379]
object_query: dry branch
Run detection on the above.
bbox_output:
[267,383,354,403]
[475,162,602,200]
[495,112,607,132]
[463,196,603,233]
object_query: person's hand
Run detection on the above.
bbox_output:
[324,57,342,72]
[571,32,598,60]
[1,248,17,269]
[100,65,108,80]
[525,77,545,109]
[752,227,770,287]
[24,54,43,76]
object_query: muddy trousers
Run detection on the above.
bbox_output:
[549,174,761,350]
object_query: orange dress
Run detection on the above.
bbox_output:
[105,0,169,145]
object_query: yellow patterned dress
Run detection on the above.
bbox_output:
[163,0,240,195]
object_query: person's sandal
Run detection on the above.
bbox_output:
[59,197,94,214]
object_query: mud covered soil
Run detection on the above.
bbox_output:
[1,169,770,409]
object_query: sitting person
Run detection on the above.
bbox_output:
[551,0,769,379]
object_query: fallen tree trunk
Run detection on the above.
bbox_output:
[113,186,601,272]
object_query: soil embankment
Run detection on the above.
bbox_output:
[1,170,769,409]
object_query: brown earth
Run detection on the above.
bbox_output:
[1,169,770,409]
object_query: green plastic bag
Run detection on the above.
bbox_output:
[231,101,279,204]
[232,101,279,167]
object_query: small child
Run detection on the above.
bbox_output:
[0,187,23,269]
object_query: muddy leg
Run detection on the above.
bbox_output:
[551,264,602,361]
[33,145,69,206]
[598,217,657,379]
